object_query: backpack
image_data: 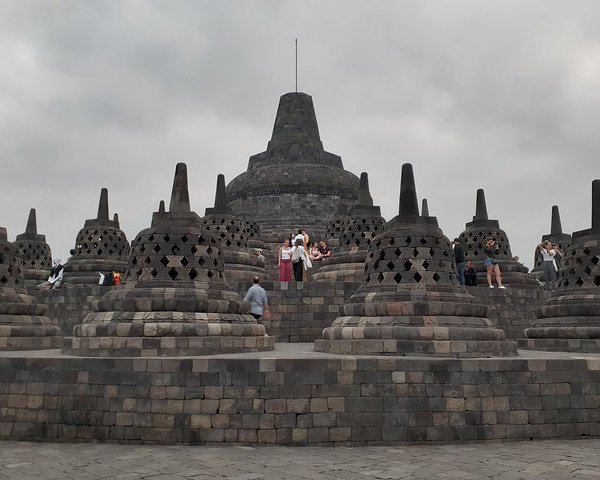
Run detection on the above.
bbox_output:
[291,247,301,263]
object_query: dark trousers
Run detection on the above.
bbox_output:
[293,260,304,281]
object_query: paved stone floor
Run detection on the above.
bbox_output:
[1,439,599,479]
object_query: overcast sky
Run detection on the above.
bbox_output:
[1,1,599,269]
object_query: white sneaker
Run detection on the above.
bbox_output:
[488,285,494,288]
[498,285,506,289]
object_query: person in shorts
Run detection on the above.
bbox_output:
[483,237,505,289]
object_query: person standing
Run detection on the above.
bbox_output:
[278,239,293,281]
[464,260,478,286]
[291,238,308,281]
[453,238,466,286]
[537,241,557,290]
[243,276,269,320]
[483,237,505,289]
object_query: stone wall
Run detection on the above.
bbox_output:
[1,353,599,444]
[260,280,360,342]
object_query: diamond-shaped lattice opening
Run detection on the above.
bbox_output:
[144,256,152,264]
[584,248,591,255]
[404,260,412,271]
[181,257,189,267]
[148,235,155,242]
[405,236,412,246]
[7,265,12,273]
[576,277,585,286]
[412,248,419,257]
[86,249,92,254]
[108,249,114,255]
[153,244,161,253]
[413,272,422,283]
[207,247,213,255]
[373,260,380,270]
[189,269,198,280]
[386,261,395,271]
[592,256,600,265]
[388,238,395,245]
[191,245,198,254]
[131,257,138,265]
[378,250,386,261]
[563,279,570,287]
[420,237,427,245]
[377,272,385,283]
[160,256,169,267]
[429,248,435,256]
[163,234,170,242]
[181,235,189,243]
[585,266,592,275]
[394,248,402,257]
[97,249,103,255]
[423,260,430,269]
[149,268,158,277]
[443,251,449,257]
[393,272,403,284]
[213,259,219,266]
[569,268,576,275]
[171,245,180,254]
[594,276,600,286]
[198,257,205,266]
[432,273,440,282]
[355,239,361,247]
[207,270,213,278]
[168,268,179,280]
[198,236,205,245]
[0,276,7,284]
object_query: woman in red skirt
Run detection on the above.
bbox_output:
[278,239,293,281]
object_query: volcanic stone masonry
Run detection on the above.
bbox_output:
[525,180,600,352]
[13,208,52,291]
[63,188,129,285]
[315,164,516,357]
[0,227,61,350]
[313,172,386,283]
[225,92,360,242]
[63,163,274,356]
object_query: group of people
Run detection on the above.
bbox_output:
[536,240,564,290]
[278,229,332,282]
[453,237,505,288]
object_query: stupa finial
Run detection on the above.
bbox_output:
[357,172,373,207]
[25,208,37,235]
[421,199,429,217]
[169,163,191,213]
[550,205,563,235]
[158,200,165,213]
[97,188,109,220]
[0,227,7,243]
[398,163,419,217]
[113,213,119,226]
[474,189,489,221]
[214,174,229,211]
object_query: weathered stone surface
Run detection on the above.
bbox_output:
[64,164,274,356]
[225,92,360,242]
[13,208,52,290]
[316,164,516,357]
[63,188,129,285]
[0,227,61,350]
[314,172,386,283]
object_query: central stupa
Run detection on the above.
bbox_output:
[225,92,360,242]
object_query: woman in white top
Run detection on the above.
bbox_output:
[278,239,293,281]
[537,241,557,290]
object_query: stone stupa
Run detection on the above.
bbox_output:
[202,174,268,288]
[314,164,516,357]
[225,92,360,242]
[13,208,52,290]
[313,172,385,282]
[525,180,600,351]
[0,227,61,349]
[64,163,274,356]
[64,188,129,284]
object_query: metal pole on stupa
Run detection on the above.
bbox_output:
[63,188,129,285]
[525,179,600,352]
[315,164,516,357]
[13,208,53,290]
[64,163,274,356]
[0,227,62,350]
[313,172,385,282]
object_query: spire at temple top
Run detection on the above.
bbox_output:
[169,163,191,213]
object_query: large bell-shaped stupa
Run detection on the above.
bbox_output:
[225,92,360,243]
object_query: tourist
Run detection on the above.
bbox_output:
[452,238,466,286]
[243,276,269,320]
[278,239,293,281]
[537,241,557,290]
[318,240,332,259]
[483,237,505,288]
[464,260,478,286]
[256,249,266,268]
[309,242,322,261]
[38,258,64,290]
[291,238,308,281]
